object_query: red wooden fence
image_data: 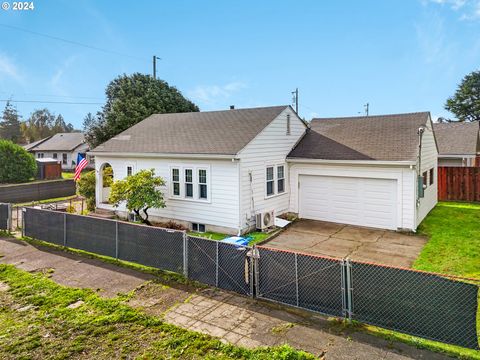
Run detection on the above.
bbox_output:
[438,166,480,202]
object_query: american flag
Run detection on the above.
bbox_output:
[74,153,88,181]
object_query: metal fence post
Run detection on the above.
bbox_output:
[215,241,219,287]
[183,232,188,278]
[115,220,119,260]
[294,252,299,307]
[63,213,67,247]
[7,203,12,232]
[345,258,353,322]
[21,208,25,237]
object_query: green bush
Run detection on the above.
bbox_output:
[77,170,96,211]
[0,140,37,183]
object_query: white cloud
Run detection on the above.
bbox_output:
[0,53,22,82]
[424,0,480,20]
[188,81,247,107]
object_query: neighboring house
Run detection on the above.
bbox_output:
[25,133,89,170]
[433,121,480,167]
[90,107,437,234]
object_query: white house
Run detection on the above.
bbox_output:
[89,106,437,234]
[25,133,89,170]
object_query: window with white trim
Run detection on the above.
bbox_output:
[185,169,193,198]
[277,165,285,193]
[126,166,133,177]
[266,164,286,197]
[198,169,208,199]
[266,167,275,196]
[53,153,57,159]
[172,168,180,196]
[62,153,67,165]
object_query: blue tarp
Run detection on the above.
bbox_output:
[221,236,251,247]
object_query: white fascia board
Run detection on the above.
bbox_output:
[438,154,475,159]
[87,151,239,160]
[286,158,416,167]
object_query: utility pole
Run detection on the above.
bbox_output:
[292,88,298,113]
[152,55,161,79]
[364,102,369,116]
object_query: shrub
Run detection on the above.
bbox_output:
[77,170,96,211]
[0,140,37,183]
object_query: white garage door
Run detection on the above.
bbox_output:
[299,175,398,230]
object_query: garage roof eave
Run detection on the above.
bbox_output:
[286,158,416,166]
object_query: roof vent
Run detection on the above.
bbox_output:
[230,105,235,110]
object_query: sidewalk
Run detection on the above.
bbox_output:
[0,237,449,360]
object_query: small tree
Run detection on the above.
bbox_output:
[0,140,37,183]
[77,170,96,211]
[109,169,165,225]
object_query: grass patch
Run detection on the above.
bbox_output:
[188,231,227,240]
[0,264,314,359]
[62,172,75,179]
[15,195,78,207]
[414,201,480,279]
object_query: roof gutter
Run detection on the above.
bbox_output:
[87,151,239,160]
[286,158,416,166]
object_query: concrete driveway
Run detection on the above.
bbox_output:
[264,220,427,268]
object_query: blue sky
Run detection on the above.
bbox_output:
[0,0,479,128]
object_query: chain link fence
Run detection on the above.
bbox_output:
[7,205,480,349]
[350,261,479,349]
[256,246,344,317]
[187,236,252,295]
[0,203,10,231]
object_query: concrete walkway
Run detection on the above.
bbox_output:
[264,220,427,268]
[0,237,448,359]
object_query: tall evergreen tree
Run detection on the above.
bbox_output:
[0,101,22,143]
[84,73,199,148]
[445,70,480,122]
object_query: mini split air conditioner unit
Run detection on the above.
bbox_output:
[256,210,275,231]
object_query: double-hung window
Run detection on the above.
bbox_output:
[266,167,275,196]
[62,153,67,165]
[127,166,133,177]
[185,169,193,198]
[277,165,285,193]
[199,169,208,199]
[429,168,434,186]
[266,164,286,197]
[172,168,180,196]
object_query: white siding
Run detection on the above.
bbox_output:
[95,156,240,233]
[288,163,417,231]
[237,107,306,231]
[416,117,438,226]
[438,157,473,167]
[33,144,89,170]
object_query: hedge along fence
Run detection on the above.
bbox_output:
[0,179,76,203]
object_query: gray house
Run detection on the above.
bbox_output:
[433,121,479,167]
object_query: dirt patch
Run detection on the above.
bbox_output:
[127,281,192,317]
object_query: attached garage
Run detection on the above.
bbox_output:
[299,175,397,230]
[287,112,439,231]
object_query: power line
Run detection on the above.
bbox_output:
[0,99,103,105]
[0,23,146,61]
[0,91,104,101]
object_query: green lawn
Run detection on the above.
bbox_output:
[0,264,313,360]
[62,172,75,179]
[414,201,480,279]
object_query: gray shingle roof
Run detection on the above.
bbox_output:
[288,112,431,162]
[22,137,51,151]
[433,121,479,155]
[32,133,86,151]
[92,106,289,155]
